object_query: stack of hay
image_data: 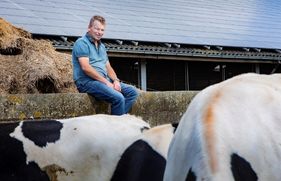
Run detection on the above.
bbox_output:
[0,18,77,94]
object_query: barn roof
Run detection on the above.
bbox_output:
[1,0,281,51]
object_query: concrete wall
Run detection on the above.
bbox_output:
[0,91,198,126]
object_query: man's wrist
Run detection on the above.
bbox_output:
[113,78,120,82]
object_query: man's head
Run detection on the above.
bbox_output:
[88,15,106,42]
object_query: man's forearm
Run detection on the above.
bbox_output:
[85,67,109,84]
[106,65,118,81]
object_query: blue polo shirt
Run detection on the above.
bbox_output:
[72,33,109,82]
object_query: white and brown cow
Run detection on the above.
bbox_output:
[164,73,281,181]
[0,114,176,181]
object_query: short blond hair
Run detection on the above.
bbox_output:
[88,15,106,28]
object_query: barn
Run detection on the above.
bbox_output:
[1,0,280,91]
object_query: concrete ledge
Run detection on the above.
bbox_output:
[131,91,198,126]
[0,91,198,126]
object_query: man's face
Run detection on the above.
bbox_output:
[88,20,105,41]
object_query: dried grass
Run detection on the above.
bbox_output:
[0,18,77,94]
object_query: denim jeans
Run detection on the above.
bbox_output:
[75,79,139,115]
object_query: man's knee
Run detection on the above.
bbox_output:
[113,93,125,104]
[125,86,139,98]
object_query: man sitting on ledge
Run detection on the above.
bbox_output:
[72,15,138,115]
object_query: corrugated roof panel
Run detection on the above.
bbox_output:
[0,1,19,9]
[0,0,280,49]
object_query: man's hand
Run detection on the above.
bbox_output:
[113,80,121,92]
[105,81,114,89]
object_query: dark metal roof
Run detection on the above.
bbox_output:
[1,0,281,50]
[38,35,281,62]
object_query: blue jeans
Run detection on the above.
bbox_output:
[75,79,139,115]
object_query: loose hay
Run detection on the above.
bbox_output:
[0,18,77,94]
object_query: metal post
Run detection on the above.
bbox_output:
[255,63,260,74]
[140,61,147,91]
[221,64,226,81]
[185,62,190,90]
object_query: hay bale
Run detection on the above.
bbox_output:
[0,18,77,94]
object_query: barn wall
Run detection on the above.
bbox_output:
[109,56,281,91]
[0,91,198,126]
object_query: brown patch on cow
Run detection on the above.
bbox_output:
[148,124,168,133]
[203,89,221,174]
[142,124,174,156]
[43,164,74,181]
[144,124,172,139]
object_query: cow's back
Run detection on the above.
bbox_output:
[3,114,149,181]
[164,73,281,181]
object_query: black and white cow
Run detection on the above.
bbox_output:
[164,73,281,181]
[0,114,176,181]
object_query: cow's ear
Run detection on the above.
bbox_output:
[140,126,150,132]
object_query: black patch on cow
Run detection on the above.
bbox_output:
[111,139,166,181]
[171,122,179,133]
[231,153,258,181]
[22,120,63,147]
[185,168,197,181]
[0,122,50,181]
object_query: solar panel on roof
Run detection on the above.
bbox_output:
[0,0,280,49]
